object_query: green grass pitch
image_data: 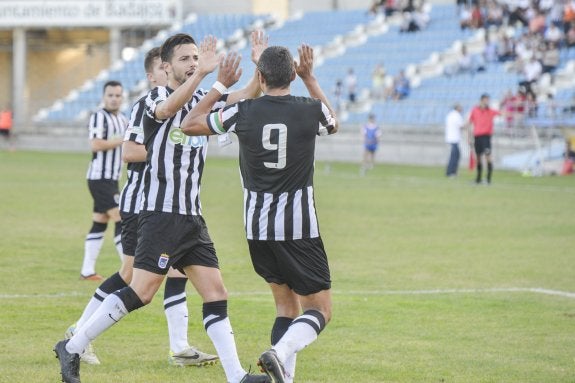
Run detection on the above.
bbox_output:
[0,150,574,382]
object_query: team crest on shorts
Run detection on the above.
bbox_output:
[158,253,170,269]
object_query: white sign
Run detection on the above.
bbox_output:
[0,0,182,28]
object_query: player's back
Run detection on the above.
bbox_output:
[234,94,326,194]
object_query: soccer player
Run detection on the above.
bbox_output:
[468,93,500,184]
[54,32,271,383]
[64,47,217,367]
[81,80,127,280]
[181,44,338,383]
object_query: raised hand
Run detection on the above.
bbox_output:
[295,44,314,80]
[217,51,242,89]
[251,30,268,65]
[198,35,223,76]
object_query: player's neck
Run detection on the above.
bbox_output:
[167,78,181,90]
[265,88,290,97]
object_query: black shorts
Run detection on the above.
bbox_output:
[120,212,138,256]
[88,179,120,213]
[134,211,219,275]
[474,135,492,156]
[248,237,331,296]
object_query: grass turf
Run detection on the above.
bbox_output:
[0,150,574,382]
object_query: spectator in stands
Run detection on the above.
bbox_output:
[470,4,483,29]
[459,4,473,30]
[529,11,547,35]
[549,1,565,29]
[361,113,382,175]
[519,55,542,98]
[333,79,344,114]
[399,11,420,33]
[483,34,499,63]
[0,104,13,150]
[484,1,504,29]
[446,44,483,76]
[386,70,410,100]
[564,2,575,33]
[371,63,386,100]
[345,68,357,104]
[544,24,564,45]
[497,34,516,62]
[468,93,501,184]
[500,87,526,135]
[368,0,385,15]
[508,2,529,27]
[562,92,575,114]
[541,42,560,73]
[566,21,575,47]
[445,103,464,177]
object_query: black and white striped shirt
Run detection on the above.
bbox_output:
[86,108,128,181]
[141,86,227,216]
[119,97,146,215]
[206,94,336,241]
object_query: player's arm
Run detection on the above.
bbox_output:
[181,52,242,136]
[154,36,222,120]
[296,44,339,134]
[88,113,123,152]
[122,141,146,163]
[226,30,267,104]
[90,137,123,152]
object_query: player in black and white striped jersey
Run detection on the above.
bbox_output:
[80,80,128,281]
[181,44,338,383]
[56,32,272,383]
[65,47,217,368]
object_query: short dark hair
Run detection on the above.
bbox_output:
[144,47,161,73]
[160,33,196,63]
[257,46,295,90]
[103,80,122,93]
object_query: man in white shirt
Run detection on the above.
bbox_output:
[445,103,464,177]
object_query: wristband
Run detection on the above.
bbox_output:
[212,81,227,94]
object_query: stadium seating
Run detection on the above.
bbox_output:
[34,13,270,124]
[33,5,575,131]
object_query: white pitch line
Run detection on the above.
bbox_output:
[1,287,574,300]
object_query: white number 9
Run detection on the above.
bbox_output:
[262,123,287,169]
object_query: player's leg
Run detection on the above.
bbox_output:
[106,206,123,260]
[181,217,269,383]
[255,238,331,383]
[55,267,158,383]
[474,138,483,183]
[164,267,218,366]
[268,283,300,383]
[66,211,138,366]
[260,289,331,383]
[81,211,108,280]
[485,136,493,184]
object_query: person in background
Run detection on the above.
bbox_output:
[345,67,357,104]
[468,93,501,184]
[0,104,13,150]
[445,103,464,177]
[81,80,127,281]
[361,113,382,175]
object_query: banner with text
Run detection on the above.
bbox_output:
[0,0,182,28]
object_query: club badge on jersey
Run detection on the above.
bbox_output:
[158,253,170,269]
